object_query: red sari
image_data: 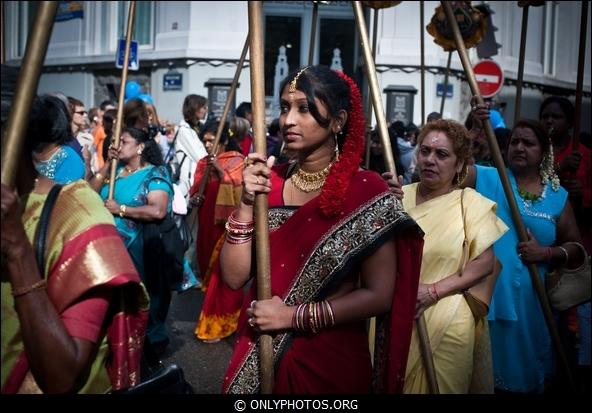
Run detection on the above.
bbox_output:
[555,142,591,208]
[222,164,423,394]
[190,151,245,341]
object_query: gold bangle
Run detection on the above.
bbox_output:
[119,204,127,218]
[12,279,47,298]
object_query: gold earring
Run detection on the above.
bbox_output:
[137,148,143,155]
[334,133,340,162]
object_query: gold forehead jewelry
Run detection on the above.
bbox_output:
[289,67,310,94]
[291,162,334,193]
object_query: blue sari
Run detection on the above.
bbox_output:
[100,164,173,346]
[99,164,172,278]
[34,145,85,184]
[476,165,568,393]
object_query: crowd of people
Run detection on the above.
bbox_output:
[1,64,590,394]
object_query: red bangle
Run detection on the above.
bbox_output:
[432,283,440,301]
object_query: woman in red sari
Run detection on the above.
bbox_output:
[189,120,245,342]
[220,66,423,394]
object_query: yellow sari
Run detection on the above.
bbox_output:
[402,185,507,394]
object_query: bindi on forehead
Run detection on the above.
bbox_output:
[513,128,535,140]
[426,132,448,146]
[285,89,304,100]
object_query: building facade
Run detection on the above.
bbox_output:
[4,1,590,130]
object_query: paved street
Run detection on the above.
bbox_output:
[161,288,235,394]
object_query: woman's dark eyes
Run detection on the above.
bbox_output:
[280,105,309,113]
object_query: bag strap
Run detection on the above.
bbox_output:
[164,127,181,163]
[458,189,469,275]
[35,184,63,275]
[176,151,188,169]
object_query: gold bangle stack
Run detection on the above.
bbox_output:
[292,300,335,334]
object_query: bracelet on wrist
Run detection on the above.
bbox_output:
[545,247,553,263]
[12,279,47,298]
[119,204,127,218]
[558,245,569,265]
[292,301,335,334]
[427,284,439,304]
[432,283,440,301]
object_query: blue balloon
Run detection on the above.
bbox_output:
[138,94,154,105]
[125,81,141,99]
[490,109,507,129]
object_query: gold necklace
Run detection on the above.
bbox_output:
[124,164,141,174]
[291,162,333,193]
[117,164,142,179]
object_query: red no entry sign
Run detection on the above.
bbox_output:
[474,60,504,98]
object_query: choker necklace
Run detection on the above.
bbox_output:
[518,187,541,202]
[291,162,333,193]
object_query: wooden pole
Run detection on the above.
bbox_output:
[364,8,379,169]
[514,5,529,124]
[441,1,575,391]
[186,34,250,232]
[572,1,588,150]
[1,1,5,65]
[108,1,136,200]
[365,8,381,359]
[417,315,440,394]
[353,1,394,175]
[308,1,319,65]
[1,2,58,187]
[420,0,425,125]
[354,0,440,392]
[247,1,273,394]
[439,51,452,116]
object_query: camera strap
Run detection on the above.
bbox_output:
[165,127,181,164]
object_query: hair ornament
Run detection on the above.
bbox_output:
[289,67,310,94]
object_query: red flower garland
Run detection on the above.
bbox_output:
[318,71,366,218]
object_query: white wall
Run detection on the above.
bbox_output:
[152,62,252,124]
[37,72,94,106]
[5,1,588,130]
